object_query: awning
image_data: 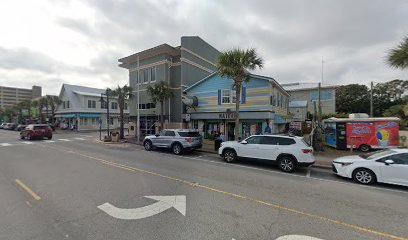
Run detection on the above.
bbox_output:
[79,113,101,118]
[59,114,76,118]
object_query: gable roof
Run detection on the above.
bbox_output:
[184,72,289,96]
[59,84,106,98]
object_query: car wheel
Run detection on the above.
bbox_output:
[20,135,24,140]
[48,136,52,140]
[352,168,376,185]
[144,140,152,151]
[223,149,236,163]
[26,135,31,140]
[359,144,370,152]
[278,156,296,172]
[172,143,183,155]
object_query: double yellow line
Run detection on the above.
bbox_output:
[42,144,408,240]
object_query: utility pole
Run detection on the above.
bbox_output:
[321,56,324,85]
[370,81,373,117]
[318,82,322,123]
[137,54,140,144]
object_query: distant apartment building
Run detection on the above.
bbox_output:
[282,82,337,121]
[119,36,220,135]
[0,85,42,109]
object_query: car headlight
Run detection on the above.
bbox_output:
[333,161,353,166]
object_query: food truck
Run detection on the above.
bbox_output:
[323,117,400,152]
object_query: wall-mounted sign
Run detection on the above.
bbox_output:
[185,114,191,122]
[219,111,236,119]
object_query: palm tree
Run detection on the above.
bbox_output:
[216,48,264,140]
[16,102,25,124]
[146,81,174,130]
[48,96,62,124]
[110,85,133,139]
[21,100,33,123]
[388,36,408,70]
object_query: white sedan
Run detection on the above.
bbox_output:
[332,149,408,186]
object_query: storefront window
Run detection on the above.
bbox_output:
[242,122,262,138]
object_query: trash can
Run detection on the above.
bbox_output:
[214,138,222,151]
[111,130,120,142]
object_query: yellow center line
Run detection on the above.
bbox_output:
[39,143,408,240]
[15,179,41,201]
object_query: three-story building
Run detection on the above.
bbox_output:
[118,36,220,135]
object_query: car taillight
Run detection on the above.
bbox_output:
[302,149,313,153]
[185,137,192,143]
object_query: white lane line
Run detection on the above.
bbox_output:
[73,138,86,140]
[58,139,72,142]
[0,143,12,147]
[306,169,311,178]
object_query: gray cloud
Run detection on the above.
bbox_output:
[1,0,408,96]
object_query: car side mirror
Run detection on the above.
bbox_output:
[240,140,247,144]
[384,159,394,165]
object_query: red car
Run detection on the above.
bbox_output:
[20,124,53,140]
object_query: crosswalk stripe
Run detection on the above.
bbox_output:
[22,142,34,144]
[58,139,71,142]
[0,143,11,147]
[74,138,85,140]
[44,140,55,143]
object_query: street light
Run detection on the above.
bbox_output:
[100,88,111,139]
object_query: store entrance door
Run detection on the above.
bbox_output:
[227,122,235,141]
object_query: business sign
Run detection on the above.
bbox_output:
[219,112,236,119]
[346,121,399,148]
[185,114,191,122]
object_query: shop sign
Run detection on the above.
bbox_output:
[219,112,236,119]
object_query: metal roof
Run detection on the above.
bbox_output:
[282,82,337,91]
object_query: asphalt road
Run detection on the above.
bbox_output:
[0,129,407,240]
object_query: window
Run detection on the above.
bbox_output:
[144,68,149,83]
[164,131,176,136]
[139,71,144,83]
[245,136,262,144]
[124,103,128,110]
[91,118,96,125]
[62,101,66,109]
[66,101,70,108]
[277,93,280,107]
[88,100,96,108]
[101,101,107,109]
[151,67,156,82]
[111,102,118,109]
[261,136,279,145]
[178,131,200,137]
[222,89,231,104]
[270,95,276,106]
[138,103,155,109]
[276,137,296,145]
[378,153,408,165]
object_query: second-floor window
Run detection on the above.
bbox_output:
[111,102,118,109]
[66,101,70,108]
[88,100,96,108]
[101,101,107,109]
[62,101,66,109]
[222,89,231,104]
[124,102,128,110]
[136,66,157,84]
[138,103,156,109]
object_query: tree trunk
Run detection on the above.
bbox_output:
[235,82,242,141]
[38,106,42,124]
[119,106,124,139]
[160,101,164,130]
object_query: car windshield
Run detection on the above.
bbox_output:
[359,150,396,160]
[178,131,200,137]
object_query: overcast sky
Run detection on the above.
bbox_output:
[0,0,407,95]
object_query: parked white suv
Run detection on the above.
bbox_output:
[218,135,315,172]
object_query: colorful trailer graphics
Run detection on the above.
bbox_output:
[323,117,400,150]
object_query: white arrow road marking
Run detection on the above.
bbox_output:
[98,195,186,220]
[276,235,325,240]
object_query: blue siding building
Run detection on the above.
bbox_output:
[184,73,291,140]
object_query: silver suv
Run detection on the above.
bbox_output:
[143,129,203,155]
